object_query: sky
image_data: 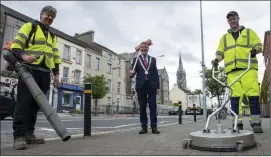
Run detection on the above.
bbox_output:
[1,1,270,98]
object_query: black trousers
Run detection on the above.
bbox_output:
[13,69,51,138]
[137,81,157,128]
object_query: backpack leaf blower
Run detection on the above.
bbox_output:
[2,46,71,142]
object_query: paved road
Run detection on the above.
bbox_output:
[1,114,203,148]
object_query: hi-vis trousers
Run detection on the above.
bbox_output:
[227,69,261,125]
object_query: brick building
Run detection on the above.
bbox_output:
[261,30,270,117]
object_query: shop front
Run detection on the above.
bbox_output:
[57,83,84,113]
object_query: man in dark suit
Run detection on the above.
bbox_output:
[130,41,160,134]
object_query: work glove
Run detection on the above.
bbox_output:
[250,49,257,58]
[211,59,219,69]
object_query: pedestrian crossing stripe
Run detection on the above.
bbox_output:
[84,90,92,94]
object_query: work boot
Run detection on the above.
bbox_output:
[139,126,148,134]
[232,123,243,130]
[25,133,45,144]
[13,137,27,150]
[151,127,160,134]
[251,123,263,133]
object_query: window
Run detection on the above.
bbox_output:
[107,63,112,73]
[86,54,91,67]
[107,97,111,105]
[96,58,100,70]
[117,82,121,93]
[74,70,81,85]
[2,15,24,48]
[76,49,82,65]
[108,54,112,61]
[62,91,73,107]
[118,58,121,65]
[63,45,71,61]
[62,67,69,83]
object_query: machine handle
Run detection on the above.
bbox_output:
[212,52,252,87]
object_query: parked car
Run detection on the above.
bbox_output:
[0,79,17,120]
[168,106,178,115]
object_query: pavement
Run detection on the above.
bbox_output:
[1,114,201,148]
[1,117,269,156]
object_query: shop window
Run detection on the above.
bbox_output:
[62,91,73,107]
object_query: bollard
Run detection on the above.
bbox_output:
[84,83,92,136]
[178,105,182,124]
[193,107,197,122]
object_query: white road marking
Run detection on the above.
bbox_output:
[1,116,184,123]
[39,121,172,131]
[44,120,203,141]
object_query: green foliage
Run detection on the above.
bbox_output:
[260,70,269,103]
[83,74,109,116]
[193,89,202,95]
[83,74,109,100]
[204,67,226,99]
[193,89,210,97]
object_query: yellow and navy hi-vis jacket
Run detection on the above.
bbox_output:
[216,27,263,73]
[10,22,62,69]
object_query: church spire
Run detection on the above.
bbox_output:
[176,51,187,89]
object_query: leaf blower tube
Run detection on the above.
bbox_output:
[2,49,71,142]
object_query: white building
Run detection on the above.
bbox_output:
[169,84,187,109]
[74,31,128,114]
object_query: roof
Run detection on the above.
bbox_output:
[119,52,136,61]
[0,4,101,53]
[94,42,125,60]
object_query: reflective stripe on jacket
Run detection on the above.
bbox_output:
[216,28,262,73]
[10,22,62,69]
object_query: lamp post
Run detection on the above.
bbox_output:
[200,0,207,121]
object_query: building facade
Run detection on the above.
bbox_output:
[119,52,136,107]
[56,36,86,113]
[169,84,187,109]
[261,30,270,117]
[74,31,127,114]
[157,67,170,105]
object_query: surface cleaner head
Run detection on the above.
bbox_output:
[186,126,256,152]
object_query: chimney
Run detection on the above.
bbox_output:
[74,30,95,45]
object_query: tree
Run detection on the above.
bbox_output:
[193,89,210,97]
[83,74,109,116]
[204,67,226,106]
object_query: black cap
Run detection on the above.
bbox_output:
[226,11,238,19]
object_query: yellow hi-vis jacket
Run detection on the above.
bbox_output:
[10,22,62,69]
[216,28,262,73]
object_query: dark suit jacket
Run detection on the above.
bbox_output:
[131,55,160,91]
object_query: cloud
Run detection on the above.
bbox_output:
[1,1,270,98]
